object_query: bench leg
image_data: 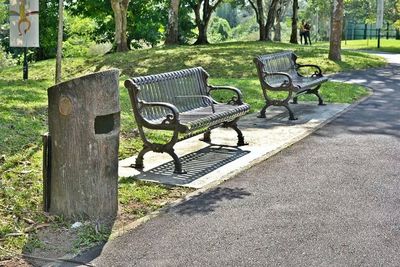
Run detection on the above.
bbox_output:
[131,146,152,170]
[284,103,298,121]
[314,91,325,105]
[166,149,187,174]
[200,130,211,143]
[257,104,269,118]
[309,85,325,105]
[228,122,248,146]
[292,96,298,104]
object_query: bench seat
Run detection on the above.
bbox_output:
[164,104,250,133]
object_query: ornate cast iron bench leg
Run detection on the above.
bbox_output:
[131,128,186,174]
[284,103,298,121]
[166,148,187,174]
[224,120,248,146]
[257,103,270,118]
[131,146,152,170]
[308,85,325,105]
[200,130,211,143]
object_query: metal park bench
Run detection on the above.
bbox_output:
[124,67,250,174]
[253,51,328,120]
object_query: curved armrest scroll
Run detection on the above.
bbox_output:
[139,101,180,128]
[262,71,294,90]
[296,64,323,77]
[208,85,244,105]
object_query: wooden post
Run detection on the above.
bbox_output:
[47,70,120,219]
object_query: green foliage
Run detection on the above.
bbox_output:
[67,0,195,49]
[0,0,6,23]
[208,17,232,43]
[34,0,59,60]
[0,46,17,68]
[216,3,239,28]
[231,16,258,41]
[344,0,376,23]
[63,13,97,57]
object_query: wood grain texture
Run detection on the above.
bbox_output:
[47,69,120,219]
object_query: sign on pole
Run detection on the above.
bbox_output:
[9,0,39,47]
[376,0,384,29]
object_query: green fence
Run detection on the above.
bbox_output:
[344,22,400,40]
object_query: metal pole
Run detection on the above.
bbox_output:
[344,17,347,45]
[23,47,28,80]
[378,28,381,48]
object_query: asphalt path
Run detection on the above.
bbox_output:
[82,53,400,266]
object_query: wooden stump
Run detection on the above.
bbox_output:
[47,69,120,219]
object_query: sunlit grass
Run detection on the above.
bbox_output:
[340,39,400,53]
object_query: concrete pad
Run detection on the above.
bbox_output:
[119,103,349,188]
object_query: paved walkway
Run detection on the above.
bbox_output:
[83,53,399,266]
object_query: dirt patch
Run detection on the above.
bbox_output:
[24,227,78,266]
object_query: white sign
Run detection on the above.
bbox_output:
[376,0,384,29]
[10,0,39,47]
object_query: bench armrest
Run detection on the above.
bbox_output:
[176,95,215,112]
[139,100,181,130]
[262,71,293,90]
[208,85,244,105]
[296,64,323,77]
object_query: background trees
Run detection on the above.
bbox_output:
[186,0,225,44]
[0,0,399,63]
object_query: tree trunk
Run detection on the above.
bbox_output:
[195,22,210,44]
[274,21,281,41]
[111,0,130,52]
[328,0,344,61]
[265,0,279,41]
[165,0,180,45]
[249,0,266,41]
[274,0,289,42]
[192,0,223,45]
[257,0,266,41]
[290,0,298,44]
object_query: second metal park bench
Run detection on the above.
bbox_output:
[253,51,328,120]
[125,67,250,174]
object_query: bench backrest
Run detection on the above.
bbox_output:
[254,51,298,86]
[128,67,210,121]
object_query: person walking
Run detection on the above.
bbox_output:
[299,20,306,45]
[304,21,312,45]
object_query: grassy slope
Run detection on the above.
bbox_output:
[0,41,386,259]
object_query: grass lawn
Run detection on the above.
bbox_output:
[0,40,385,260]
[341,39,400,53]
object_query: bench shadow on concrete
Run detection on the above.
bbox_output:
[133,145,251,186]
